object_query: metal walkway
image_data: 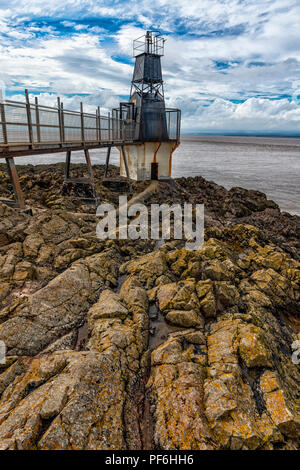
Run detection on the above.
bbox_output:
[0,90,137,157]
[0,90,180,208]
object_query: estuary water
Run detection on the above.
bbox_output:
[13,134,300,216]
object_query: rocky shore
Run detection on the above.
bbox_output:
[0,163,299,450]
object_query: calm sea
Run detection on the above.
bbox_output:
[13,135,300,216]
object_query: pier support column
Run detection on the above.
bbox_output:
[63,149,97,201]
[65,150,71,180]
[104,146,111,178]
[121,145,132,191]
[5,157,25,209]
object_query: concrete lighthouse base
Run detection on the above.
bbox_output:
[118,141,180,181]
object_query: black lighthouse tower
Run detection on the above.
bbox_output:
[129,30,168,141]
[114,30,181,181]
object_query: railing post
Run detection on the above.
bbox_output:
[96,108,99,142]
[97,106,101,141]
[0,100,8,145]
[61,102,65,144]
[35,96,41,143]
[121,119,125,141]
[177,110,181,141]
[80,102,85,143]
[108,112,111,141]
[57,97,63,146]
[25,89,34,147]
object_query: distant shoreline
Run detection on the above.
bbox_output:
[182,133,300,138]
[181,134,300,148]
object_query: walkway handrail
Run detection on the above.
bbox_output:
[0,90,132,152]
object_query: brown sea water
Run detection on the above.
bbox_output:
[12,134,300,216]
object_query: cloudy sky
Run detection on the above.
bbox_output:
[0,0,300,134]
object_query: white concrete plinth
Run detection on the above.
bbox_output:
[118,141,180,181]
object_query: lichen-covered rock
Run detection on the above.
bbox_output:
[238,324,272,368]
[120,250,169,289]
[165,309,203,328]
[148,331,214,449]
[89,289,128,321]
[0,351,127,450]
[0,248,121,356]
[196,280,216,317]
[0,167,299,450]
[157,280,200,313]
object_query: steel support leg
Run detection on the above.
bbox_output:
[121,146,132,191]
[121,146,130,182]
[104,146,111,178]
[5,158,25,209]
[84,149,94,185]
[84,149,96,197]
[65,150,71,180]
[62,149,96,200]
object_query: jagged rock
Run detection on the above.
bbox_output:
[238,324,272,368]
[12,261,36,282]
[0,248,120,356]
[0,351,127,450]
[23,234,44,258]
[215,281,239,309]
[196,280,217,317]
[202,259,239,281]
[148,331,213,449]
[0,166,299,450]
[157,280,200,313]
[165,309,203,328]
[89,289,128,321]
[39,330,78,354]
[260,371,300,438]
[120,250,169,289]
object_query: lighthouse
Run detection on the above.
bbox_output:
[114,31,181,181]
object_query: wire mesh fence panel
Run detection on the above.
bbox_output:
[100,117,109,140]
[39,126,60,142]
[6,124,30,143]
[84,128,98,141]
[63,112,81,127]
[63,111,82,142]
[38,108,59,126]
[32,127,38,142]
[64,127,82,142]
[111,118,122,140]
[84,115,97,129]
[4,103,27,124]
[30,105,36,125]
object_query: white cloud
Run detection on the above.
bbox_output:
[0,0,299,132]
[181,97,300,133]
